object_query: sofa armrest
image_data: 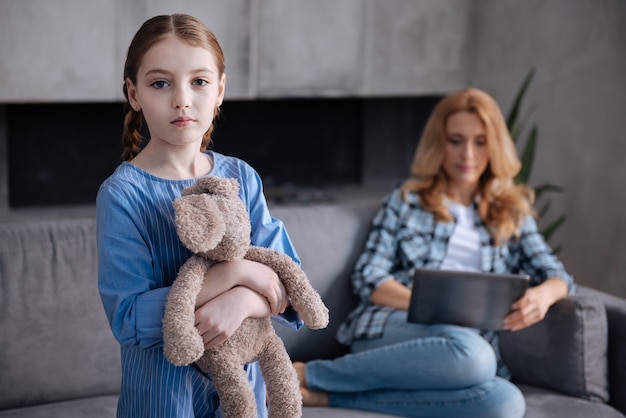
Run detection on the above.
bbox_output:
[498,290,609,403]
[577,286,626,415]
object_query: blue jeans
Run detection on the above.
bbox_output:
[305,310,525,418]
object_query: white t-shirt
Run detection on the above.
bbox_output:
[440,200,481,272]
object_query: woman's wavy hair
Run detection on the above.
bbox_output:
[399,88,535,245]
[120,14,225,162]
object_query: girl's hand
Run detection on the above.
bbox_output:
[233,259,289,316]
[194,286,271,349]
[503,277,569,331]
[197,259,289,316]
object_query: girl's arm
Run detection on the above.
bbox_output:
[96,182,171,349]
[235,162,303,329]
[194,258,289,316]
[195,285,275,349]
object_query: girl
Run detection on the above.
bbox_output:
[97,14,301,417]
[293,88,574,417]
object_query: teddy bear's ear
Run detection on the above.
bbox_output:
[173,194,226,253]
[181,176,240,199]
[180,177,211,197]
[221,178,240,198]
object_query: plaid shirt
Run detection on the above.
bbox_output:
[336,188,575,377]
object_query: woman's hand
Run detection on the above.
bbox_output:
[196,259,289,316]
[194,286,272,349]
[503,277,569,331]
[370,278,412,310]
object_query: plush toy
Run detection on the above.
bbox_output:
[162,175,329,418]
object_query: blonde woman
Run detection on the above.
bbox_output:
[294,88,574,418]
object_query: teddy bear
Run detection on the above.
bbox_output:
[162,175,330,418]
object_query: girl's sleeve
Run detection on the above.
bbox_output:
[238,165,303,330]
[96,183,169,349]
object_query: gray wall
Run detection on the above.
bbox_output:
[0,0,624,298]
[469,0,626,299]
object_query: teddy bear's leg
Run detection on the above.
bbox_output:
[200,351,259,418]
[259,333,302,418]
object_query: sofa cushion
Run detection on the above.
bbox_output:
[516,384,623,418]
[0,219,121,410]
[498,292,609,403]
[271,201,377,362]
[0,395,118,418]
[579,286,626,414]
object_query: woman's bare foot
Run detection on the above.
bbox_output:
[293,362,329,407]
[293,361,307,387]
[300,386,329,407]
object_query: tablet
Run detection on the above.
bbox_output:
[407,268,530,330]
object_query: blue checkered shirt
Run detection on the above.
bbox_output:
[336,188,575,378]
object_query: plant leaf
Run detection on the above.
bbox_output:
[535,183,564,201]
[506,68,566,249]
[515,126,537,184]
[507,68,535,141]
[537,199,552,218]
[541,215,566,243]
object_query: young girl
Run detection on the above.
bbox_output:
[293,88,575,417]
[96,14,302,417]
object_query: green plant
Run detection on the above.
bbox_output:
[506,69,566,252]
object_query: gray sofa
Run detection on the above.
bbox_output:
[1,200,625,418]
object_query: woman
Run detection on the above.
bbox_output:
[294,88,574,417]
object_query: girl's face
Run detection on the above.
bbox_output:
[126,35,225,150]
[442,111,490,201]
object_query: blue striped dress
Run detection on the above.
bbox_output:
[96,151,302,418]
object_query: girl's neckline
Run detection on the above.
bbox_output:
[125,151,214,182]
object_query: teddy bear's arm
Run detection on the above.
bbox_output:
[244,246,329,330]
